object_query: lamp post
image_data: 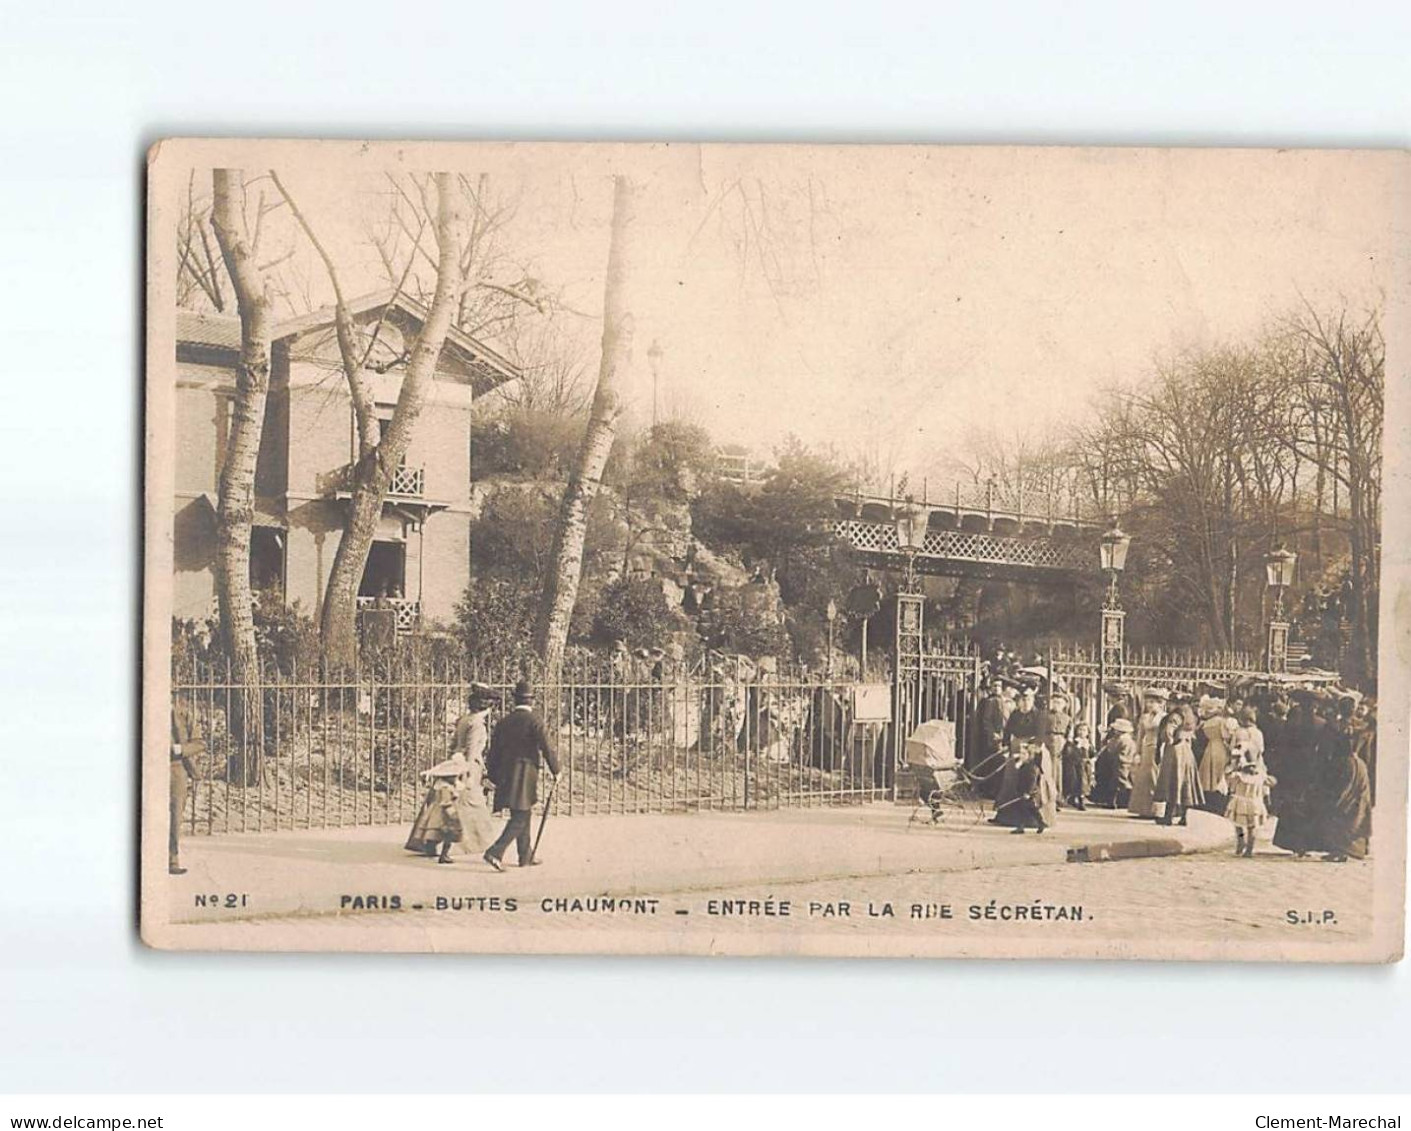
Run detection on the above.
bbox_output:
[646,339,663,429]
[1098,521,1131,688]
[1265,544,1298,674]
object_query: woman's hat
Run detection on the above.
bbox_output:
[422,753,471,780]
[1143,686,1171,702]
[1110,718,1134,734]
[467,682,497,710]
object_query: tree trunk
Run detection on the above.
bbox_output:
[535,176,637,673]
[318,173,466,670]
[210,169,274,785]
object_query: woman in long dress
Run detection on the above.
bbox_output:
[1155,709,1203,826]
[1314,702,1373,862]
[1196,699,1237,814]
[447,687,497,853]
[1092,718,1136,808]
[1128,691,1167,818]
[991,686,1042,826]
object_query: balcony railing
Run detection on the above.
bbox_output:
[388,465,425,498]
[356,596,421,634]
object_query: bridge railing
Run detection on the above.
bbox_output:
[839,486,1107,530]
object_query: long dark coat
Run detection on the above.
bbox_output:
[976,694,1006,759]
[1318,751,1372,859]
[486,706,561,813]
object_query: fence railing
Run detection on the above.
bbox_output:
[171,667,895,836]
[170,641,1334,837]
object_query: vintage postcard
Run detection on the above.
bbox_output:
[142,139,1409,960]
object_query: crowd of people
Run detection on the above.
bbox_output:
[968,675,1376,860]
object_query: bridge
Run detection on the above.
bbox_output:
[831,490,1107,584]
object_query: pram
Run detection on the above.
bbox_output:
[904,720,962,825]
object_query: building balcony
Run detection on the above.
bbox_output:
[388,464,425,498]
[357,596,421,634]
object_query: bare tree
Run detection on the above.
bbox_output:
[1263,304,1384,685]
[273,172,467,668]
[500,317,593,417]
[209,169,277,780]
[535,175,638,671]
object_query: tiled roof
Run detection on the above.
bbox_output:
[176,310,242,351]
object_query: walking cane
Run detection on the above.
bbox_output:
[528,776,559,865]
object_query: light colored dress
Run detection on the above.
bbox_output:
[1225,765,1271,830]
[1155,736,1203,814]
[1127,710,1162,817]
[1197,715,1238,796]
[451,708,496,852]
[1232,724,1265,769]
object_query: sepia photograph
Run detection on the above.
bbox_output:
[142,139,1407,961]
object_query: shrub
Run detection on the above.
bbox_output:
[454,575,540,666]
[590,576,688,650]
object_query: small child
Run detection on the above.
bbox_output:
[405,755,469,864]
[1225,748,1275,858]
[1006,748,1049,835]
[1061,722,1092,810]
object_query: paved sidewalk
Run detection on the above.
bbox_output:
[169,802,1232,924]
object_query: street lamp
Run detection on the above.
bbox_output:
[646,339,663,429]
[1098,522,1132,609]
[894,496,929,594]
[1098,521,1131,687]
[1264,544,1297,619]
[1265,544,1298,673]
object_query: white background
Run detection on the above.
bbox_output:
[2,0,1409,1094]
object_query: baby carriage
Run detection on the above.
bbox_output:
[904,720,960,825]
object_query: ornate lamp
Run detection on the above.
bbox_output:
[1264,544,1297,673]
[1098,522,1131,601]
[894,496,929,594]
[1264,544,1298,619]
[1097,521,1130,685]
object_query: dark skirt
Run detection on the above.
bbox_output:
[1061,751,1088,799]
[405,787,463,853]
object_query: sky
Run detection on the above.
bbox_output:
[197,143,1407,493]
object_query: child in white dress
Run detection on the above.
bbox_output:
[1225,748,1276,858]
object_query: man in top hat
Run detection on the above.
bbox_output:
[975,678,1006,771]
[483,679,560,871]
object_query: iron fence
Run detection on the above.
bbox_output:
[169,641,1314,837]
[170,660,895,836]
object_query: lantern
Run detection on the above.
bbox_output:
[1264,545,1298,591]
[1098,523,1131,574]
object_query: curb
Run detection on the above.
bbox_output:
[1065,814,1232,863]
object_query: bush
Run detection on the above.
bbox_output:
[590,576,688,650]
[629,421,715,502]
[252,590,320,677]
[703,595,789,659]
[472,407,586,479]
[454,575,540,666]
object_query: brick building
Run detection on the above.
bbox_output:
[173,290,520,630]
